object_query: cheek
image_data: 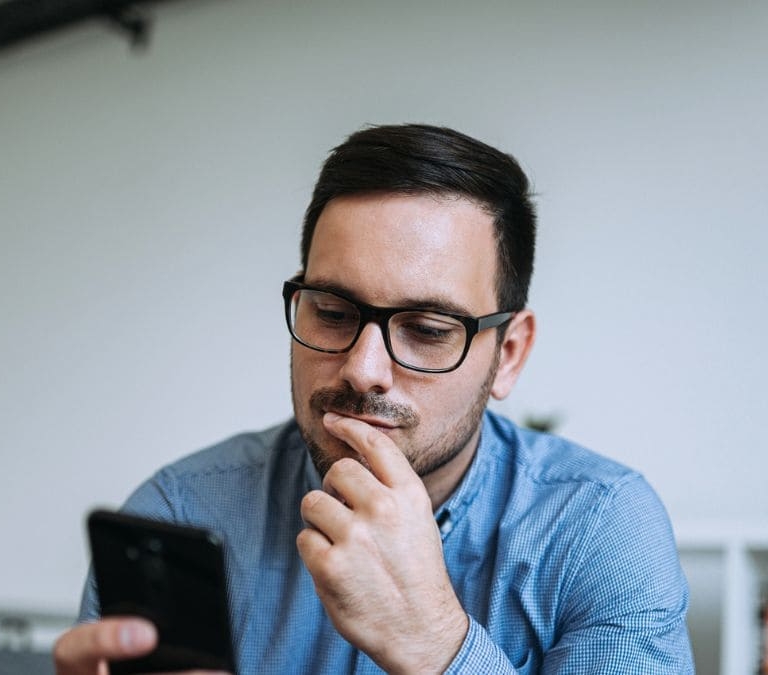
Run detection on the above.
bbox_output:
[291,347,338,397]
[408,372,475,420]
[291,348,313,394]
[421,350,497,414]
[426,382,469,416]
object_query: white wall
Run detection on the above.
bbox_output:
[1,0,766,614]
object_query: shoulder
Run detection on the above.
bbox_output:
[482,412,687,640]
[482,410,671,568]
[482,409,640,492]
[121,418,307,523]
[157,418,302,479]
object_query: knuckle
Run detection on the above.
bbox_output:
[301,489,324,512]
[367,492,397,520]
[330,456,359,476]
[363,426,384,447]
[345,518,368,543]
[53,621,113,665]
[295,527,311,550]
[91,622,116,653]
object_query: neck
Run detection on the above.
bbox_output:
[422,425,482,511]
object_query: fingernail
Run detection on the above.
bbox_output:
[119,621,155,650]
[324,412,341,423]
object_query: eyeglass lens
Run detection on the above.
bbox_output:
[289,289,468,371]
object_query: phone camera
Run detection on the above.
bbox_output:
[147,537,163,553]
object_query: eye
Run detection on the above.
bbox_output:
[396,313,464,345]
[312,297,358,327]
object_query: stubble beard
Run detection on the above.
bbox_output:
[291,353,499,480]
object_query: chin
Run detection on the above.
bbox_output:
[302,427,354,477]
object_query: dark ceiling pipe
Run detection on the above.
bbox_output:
[0,0,170,51]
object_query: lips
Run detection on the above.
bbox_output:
[325,410,398,430]
[309,385,419,428]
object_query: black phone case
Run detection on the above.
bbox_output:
[87,509,235,675]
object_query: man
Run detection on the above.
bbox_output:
[55,124,693,673]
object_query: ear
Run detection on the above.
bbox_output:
[490,310,536,400]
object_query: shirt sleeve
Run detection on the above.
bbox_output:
[541,474,693,673]
[446,474,694,674]
[444,616,527,674]
[76,470,180,623]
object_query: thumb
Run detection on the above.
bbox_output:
[54,617,156,672]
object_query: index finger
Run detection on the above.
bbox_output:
[322,412,418,487]
[53,617,156,671]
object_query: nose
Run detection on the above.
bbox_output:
[338,322,395,393]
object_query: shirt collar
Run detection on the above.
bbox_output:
[434,410,494,539]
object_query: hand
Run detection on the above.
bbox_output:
[296,413,469,675]
[53,617,232,675]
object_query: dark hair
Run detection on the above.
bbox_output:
[301,123,536,312]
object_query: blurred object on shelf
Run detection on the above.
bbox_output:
[521,412,563,434]
[0,608,74,675]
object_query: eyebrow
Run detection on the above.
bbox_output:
[303,277,476,316]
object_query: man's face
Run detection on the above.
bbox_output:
[291,192,504,495]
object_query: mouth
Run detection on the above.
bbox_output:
[308,385,419,431]
[324,410,399,432]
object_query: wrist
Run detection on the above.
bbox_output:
[385,609,469,675]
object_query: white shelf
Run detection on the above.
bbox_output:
[675,520,768,675]
[676,520,768,549]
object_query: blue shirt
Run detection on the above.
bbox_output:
[79,410,693,673]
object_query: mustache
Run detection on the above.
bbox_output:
[309,385,419,428]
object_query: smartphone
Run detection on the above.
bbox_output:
[87,509,235,675]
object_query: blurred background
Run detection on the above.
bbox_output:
[1,1,766,673]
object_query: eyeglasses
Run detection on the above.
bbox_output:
[282,279,514,373]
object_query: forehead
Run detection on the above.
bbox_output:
[305,193,499,312]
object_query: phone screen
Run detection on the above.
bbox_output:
[87,509,235,675]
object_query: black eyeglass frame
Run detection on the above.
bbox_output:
[282,279,515,373]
